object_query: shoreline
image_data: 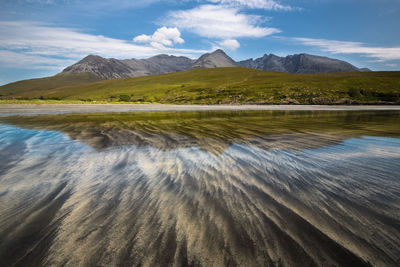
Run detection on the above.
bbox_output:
[1,104,400,116]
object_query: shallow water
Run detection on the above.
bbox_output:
[0,111,399,267]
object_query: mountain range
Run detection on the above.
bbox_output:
[238,53,371,73]
[62,49,370,80]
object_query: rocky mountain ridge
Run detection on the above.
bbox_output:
[62,49,369,79]
[237,53,369,73]
[192,49,238,69]
[63,54,195,79]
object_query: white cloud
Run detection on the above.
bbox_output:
[207,0,293,11]
[0,21,208,70]
[219,39,240,50]
[165,5,281,39]
[133,27,184,48]
[133,35,152,43]
[293,37,400,62]
[0,50,75,70]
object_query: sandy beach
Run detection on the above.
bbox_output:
[1,104,400,116]
[1,110,400,266]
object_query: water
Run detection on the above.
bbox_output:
[0,111,399,267]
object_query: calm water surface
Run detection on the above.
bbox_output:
[0,111,399,267]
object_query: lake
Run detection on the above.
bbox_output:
[0,110,399,266]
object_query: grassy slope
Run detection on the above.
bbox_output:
[0,72,101,98]
[1,67,399,104]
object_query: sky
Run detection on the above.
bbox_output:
[0,0,399,85]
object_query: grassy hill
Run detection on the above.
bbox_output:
[0,72,101,99]
[1,67,399,104]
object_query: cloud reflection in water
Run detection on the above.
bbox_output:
[0,111,399,266]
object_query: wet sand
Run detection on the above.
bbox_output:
[0,110,400,266]
[1,103,400,116]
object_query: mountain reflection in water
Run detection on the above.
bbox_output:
[0,110,399,267]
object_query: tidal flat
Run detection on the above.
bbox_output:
[0,110,399,266]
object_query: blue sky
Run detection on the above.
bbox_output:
[0,0,399,85]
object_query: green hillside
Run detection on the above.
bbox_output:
[1,68,399,104]
[0,72,101,99]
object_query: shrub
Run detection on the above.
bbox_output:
[348,88,361,97]
[119,94,131,102]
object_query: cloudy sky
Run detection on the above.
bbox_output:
[0,0,399,85]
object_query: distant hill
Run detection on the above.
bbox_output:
[238,53,367,73]
[1,67,399,104]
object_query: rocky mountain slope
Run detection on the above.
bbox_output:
[124,54,195,75]
[238,53,368,73]
[63,54,195,79]
[60,49,369,80]
[192,49,237,69]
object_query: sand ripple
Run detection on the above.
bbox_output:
[0,111,399,266]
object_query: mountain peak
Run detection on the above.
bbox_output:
[211,49,226,55]
[238,53,362,73]
[63,53,195,79]
[63,54,138,79]
[192,49,237,69]
[149,54,173,59]
[79,54,106,63]
[62,50,369,80]
[84,54,102,59]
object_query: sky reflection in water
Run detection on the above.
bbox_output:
[0,111,399,267]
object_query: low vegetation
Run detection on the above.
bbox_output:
[1,68,399,104]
